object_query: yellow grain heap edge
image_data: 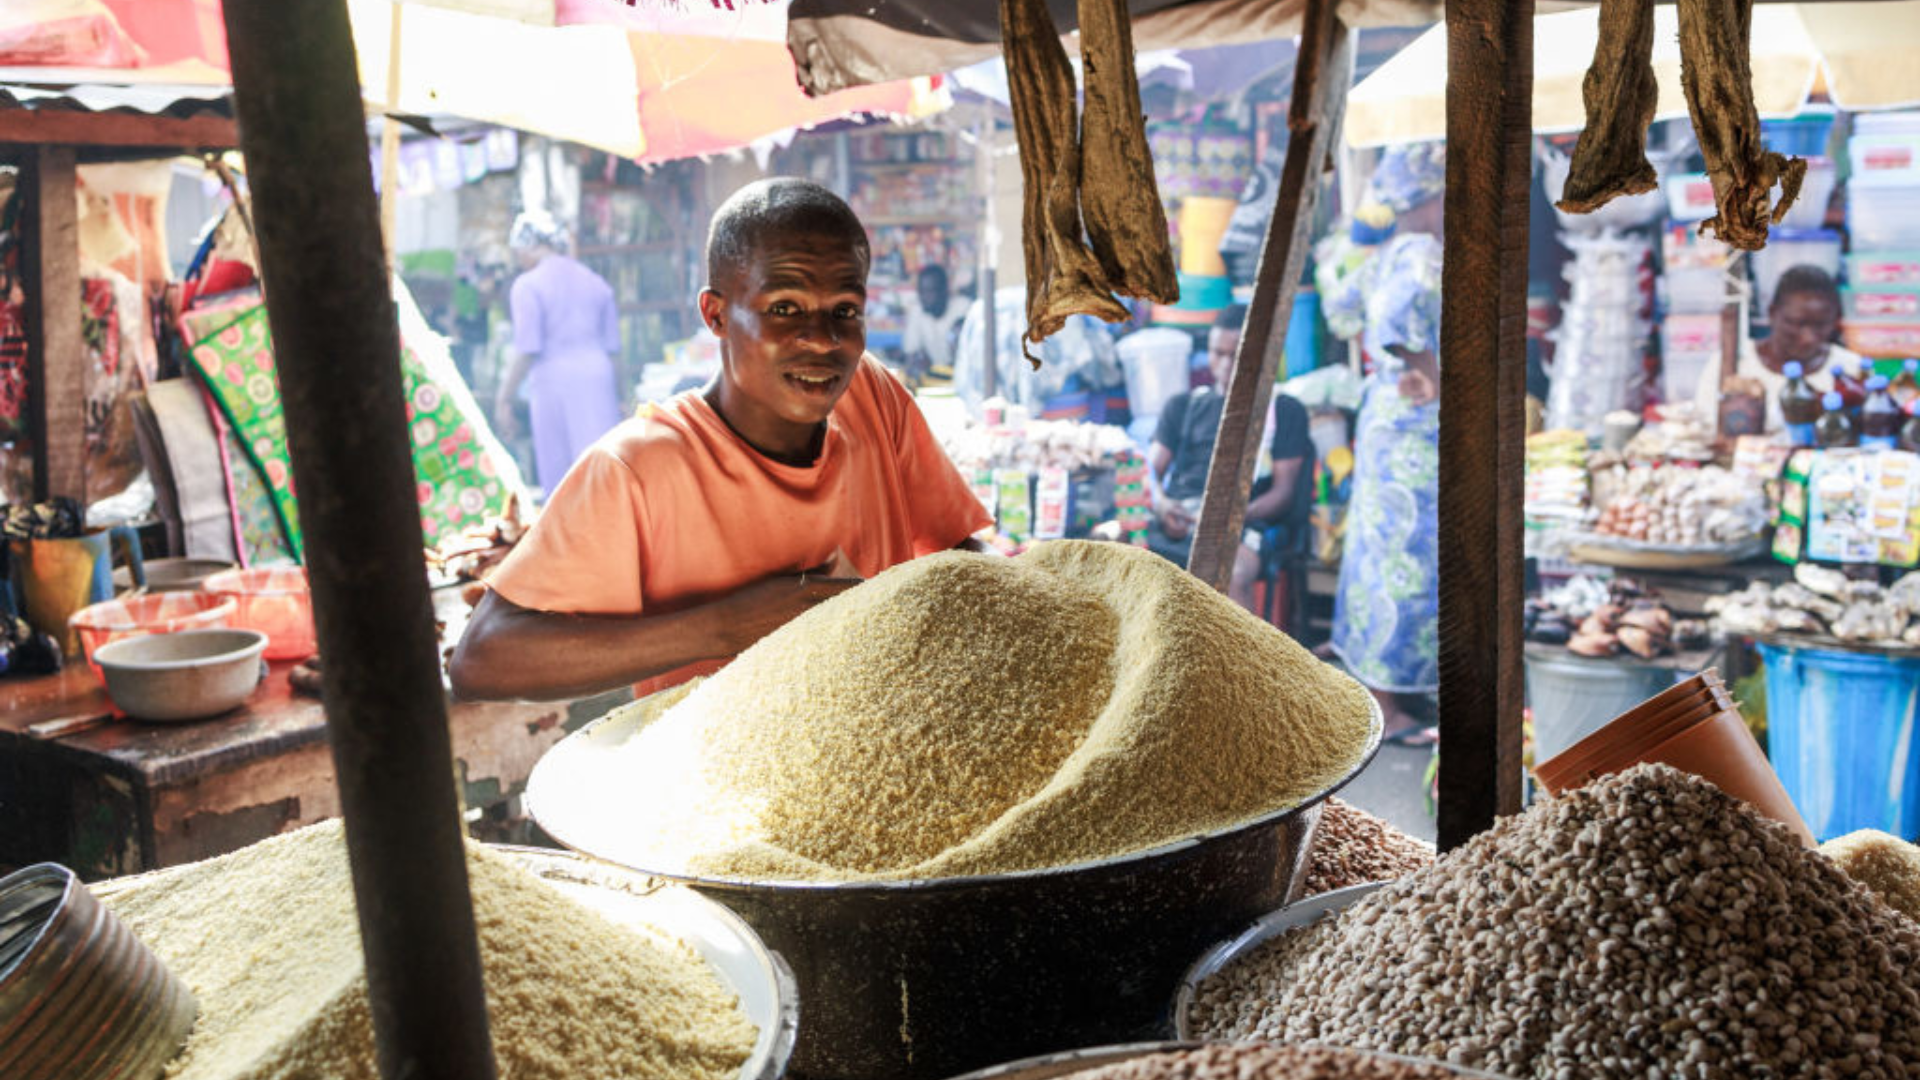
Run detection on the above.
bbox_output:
[601,539,1377,882]
[1822,828,1920,924]
[101,820,757,1080]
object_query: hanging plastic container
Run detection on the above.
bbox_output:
[1758,641,1920,842]
[1116,328,1195,423]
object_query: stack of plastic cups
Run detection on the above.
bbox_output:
[1534,669,1815,846]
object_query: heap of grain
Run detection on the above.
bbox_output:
[1192,764,1920,1078]
[1061,1044,1477,1079]
[1823,829,1920,923]
[1302,798,1435,897]
[598,540,1375,881]
[102,821,756,1080]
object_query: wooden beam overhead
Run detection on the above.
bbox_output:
[1437,0,1531,849]
[0,109,237,150]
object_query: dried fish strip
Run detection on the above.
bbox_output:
[1077,0,1179,304]
[1676,0,1806,249]
[1557,0,1659,213]
[1000,0,1129,365]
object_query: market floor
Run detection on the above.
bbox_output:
[1336,742,1438,844]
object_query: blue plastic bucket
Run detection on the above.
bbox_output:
[1758,642,1920,841]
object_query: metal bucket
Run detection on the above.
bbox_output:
[528,699,1382,1080]
[939,1039,1514,1079]
[0,863,198,1080]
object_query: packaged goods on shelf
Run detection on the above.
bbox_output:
[1546,232,1653,435]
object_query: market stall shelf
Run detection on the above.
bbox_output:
[0,589,630,880]
[1564,531,1770,570]
[526,695,1384,1080]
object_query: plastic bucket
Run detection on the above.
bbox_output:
[1116,328,1195,422]
[1535,670,1815,846]
[1758,642,1920,842]
[1524,652,1677,763]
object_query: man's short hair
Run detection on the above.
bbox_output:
[917,264,948,291]
[706,178,870,289]
[1771,265,1841,314]
[1213,303,1249,333]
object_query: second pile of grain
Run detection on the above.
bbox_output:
[1192,763,1920,1079]
[1301,799,1435,898]
[1060,1043,1473,1080]
[596,540,1376,881]
[101,821,757,1080]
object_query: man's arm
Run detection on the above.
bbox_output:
[449,573,856,701]
[1247,457,1305,523]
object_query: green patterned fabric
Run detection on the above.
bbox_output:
[184,299,303,560]
[181,282,524,558]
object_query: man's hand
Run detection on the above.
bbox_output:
[1159,500,1196,541]
[712,570,860,652]
[1397,367,1437,406]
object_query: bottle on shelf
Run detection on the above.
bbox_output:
[1893,358,1920,408]
[1777,360,1821,448]
[1863,375,1903,449]
[1833,355,1875,414]
[1901,400,1920,454]
[1816,391,1859,448]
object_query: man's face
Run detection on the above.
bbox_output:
[918,271,948,318]
[699,229,869,442]
[1769,292,1840,364]
[1208,327,1241,386]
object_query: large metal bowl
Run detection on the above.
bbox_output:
[940,1040,1513,1080]
[527,696,1382,1080]
[1174,882,1386,1041]
[493,846,798,1080]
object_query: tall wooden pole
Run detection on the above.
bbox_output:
[1437,0,1532,849]
[1188,0,1351,591]
[219,2,498,1077]
[20,146,83,503]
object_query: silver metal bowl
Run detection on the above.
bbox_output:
[940,1039,1515,1080]
[94,628,268,723]
[1174,882,1387,1040]
[0,862,198,1080]
[493,846,798,1080]
[527,695,1383,1080]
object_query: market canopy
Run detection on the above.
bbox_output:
[0,0,944,163]
[784,0,1440,95]
[1344,2,1920,147]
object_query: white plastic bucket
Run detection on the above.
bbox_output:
[1116,328,1195,422]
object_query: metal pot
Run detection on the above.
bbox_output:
[940,1040,1514,1080]
[528,699,1382,1080]
[1173,882,1386,1040]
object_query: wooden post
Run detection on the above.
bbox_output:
[218,2,499,1078]
[1187,0,1351,592]
[19,145,83,503]
[1437,0,1532,849]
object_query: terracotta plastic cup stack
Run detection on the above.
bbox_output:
[1534,669,1815,846]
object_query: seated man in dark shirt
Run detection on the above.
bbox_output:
[1145,304,1315,614]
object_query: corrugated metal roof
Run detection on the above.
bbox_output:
[0,81,232,120]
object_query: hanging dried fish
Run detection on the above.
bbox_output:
[1676,0,1806,249]
[1077,0,1179,304]
[1000,0,1129,366]
[1557,0,1659,213]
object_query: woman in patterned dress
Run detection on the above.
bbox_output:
[1329,144,1445,740]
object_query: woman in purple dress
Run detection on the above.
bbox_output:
[494,209,625,493]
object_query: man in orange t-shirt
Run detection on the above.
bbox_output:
[450,179,991,701]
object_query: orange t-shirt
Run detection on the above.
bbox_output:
[485,354,992,695]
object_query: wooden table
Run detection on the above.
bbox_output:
[0,594,629,880]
